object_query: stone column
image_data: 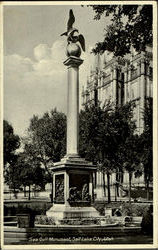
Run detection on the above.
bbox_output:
[137,60,141,133]
[117,67,122,107]
[140,55,146,133]
[98,73,101,102]
[64,56,83,157]
[112,65,117,105]
[96,171,103,199]
[89,173,93,200]
[128,65,132,101]
[145,60,150,97]
[64,172,69,206]
[53,173,55,201]
[100,74,104,106]
[124,65,128,104]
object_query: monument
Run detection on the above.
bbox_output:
[47,9,99,222]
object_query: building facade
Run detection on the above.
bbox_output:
[82,48,153,200]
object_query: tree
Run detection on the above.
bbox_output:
[79,104,105,164]
[23,108,66,179]
[3,120,20,168]
[23,108,66,201]
[139,98,153,200]
[17,152,47,200]
[118,134,140,203]
[17,154,34,200]
[79,101,136,203]
[79,103,113,202]
[4,154,21,198]
[89,5,152,56]
[5,151,47,200]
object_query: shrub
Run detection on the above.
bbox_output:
[121,203,150,217]
[4,201,52,216]
[35,215,56,225]
[93,201,152,217]
[141,205,153,235]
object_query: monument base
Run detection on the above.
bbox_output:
[46,156,100,224]
[46,204,100,223]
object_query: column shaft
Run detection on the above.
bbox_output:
[124,69,128,104]
[67,66,79,155]
[64,56,83,157]
[112,66,117,105]
[140,58,146,133]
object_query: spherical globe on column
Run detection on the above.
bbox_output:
[66,43,81,57]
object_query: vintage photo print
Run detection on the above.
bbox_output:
[1,1,157,249]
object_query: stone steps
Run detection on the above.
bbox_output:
[4,231,27,238]
[4,224,142,244]
[4,221,17,226]
[4,216,17,226]
[4,216,17,222]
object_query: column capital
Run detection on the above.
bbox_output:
[63,56,83,68]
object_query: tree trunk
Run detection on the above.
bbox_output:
[28,184,31,200]
[51,177,53,203]
[13,184,17,199]
[116,172,120,197]
[146,179,150,200]
[24,185,26,197]
[114,184,117,201]
[103,172,106,197]
[107,172,111,203]
[43,161,53,202]
[116,183,119,197]
[13,185,16,198]
[128,172,132,204]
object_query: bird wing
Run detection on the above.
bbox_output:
[78,34,85,52]
[60,31,67,36]
[67,9,75,32]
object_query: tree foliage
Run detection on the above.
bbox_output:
[3,120,20,168]
[4,109,66,198]
[16,152,46,188]
[23,108,66,180]
[117,134,141,203]
[138,98,153,199]
[90,5,152,56]
[4,154,21,196]
[79,102,136,163]
[79,102,136,202]
[4,152,47,199]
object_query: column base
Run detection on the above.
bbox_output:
[46,203,100,223]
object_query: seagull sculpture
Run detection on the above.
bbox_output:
[61,9,85,52]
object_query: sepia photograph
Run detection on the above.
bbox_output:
[1,1,157,249]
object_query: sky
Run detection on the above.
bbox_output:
[3,4,109,136]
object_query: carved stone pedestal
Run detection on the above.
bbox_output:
[46,157,100,222]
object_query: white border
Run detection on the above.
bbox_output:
[1,1,157,249]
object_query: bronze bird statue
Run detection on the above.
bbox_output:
[61,9,85,52]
